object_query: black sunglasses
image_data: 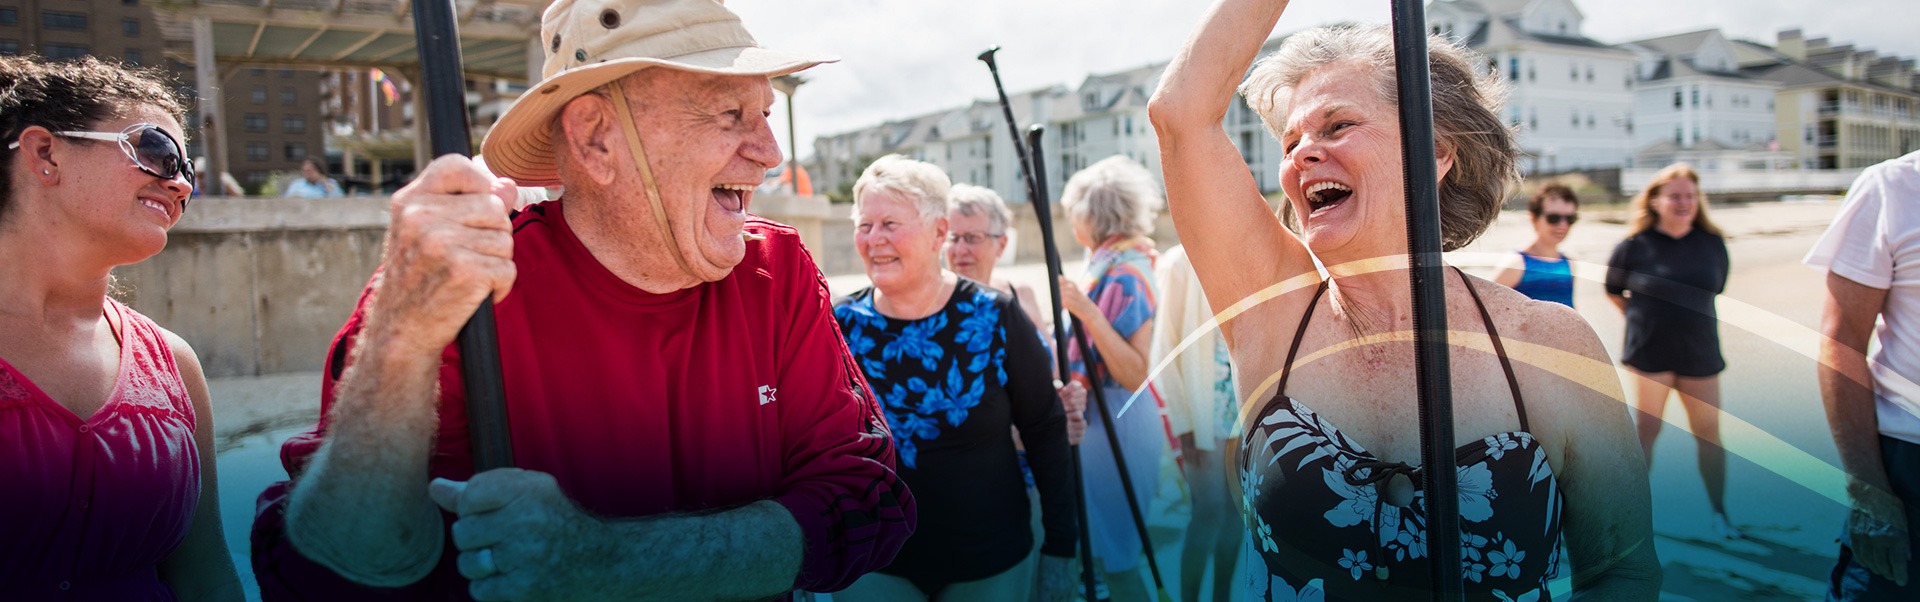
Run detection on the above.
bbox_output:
[10,123,195,192]
[1541,213,1579,226]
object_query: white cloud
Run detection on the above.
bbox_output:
[728,0,1918,163]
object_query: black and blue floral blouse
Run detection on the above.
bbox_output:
[834,277,1078,587]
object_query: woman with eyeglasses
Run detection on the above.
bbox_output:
[1493,183,1581,307]
[1606,163,1741,540]
[834,156,1084,602]
[0,56,244,600]
[946,184,1050,340]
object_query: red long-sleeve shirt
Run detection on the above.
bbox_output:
[250,202,914,600]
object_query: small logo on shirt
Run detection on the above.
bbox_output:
[758,385,777,406]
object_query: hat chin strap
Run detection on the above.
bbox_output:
[604,83,700,280]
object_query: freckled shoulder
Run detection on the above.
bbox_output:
[1456,270,1624,458]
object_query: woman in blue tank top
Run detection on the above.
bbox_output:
[1494,184,1579,307]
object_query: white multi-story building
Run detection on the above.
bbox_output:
[811,48,1285,206]
[1737,30,1920,170]
[1622,29,1786,169]
[1428,0,1636,172]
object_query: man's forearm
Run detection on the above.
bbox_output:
[286,338,448,586]
[1820,341,1894,492]
[606,500,804,600]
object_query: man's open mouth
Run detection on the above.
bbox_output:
[713,184,752,212]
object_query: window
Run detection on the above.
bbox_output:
[243,113,267,133]
[278,69,294,78]
[284,143,306,161]
[249,68,265,77]
[246,171,269,186]
[1585,66,1594,82]
[1570,64,1578,81]
[282,114,306,133]
[250,86,267,104]
[0,8,15,25]
[280,87,296,106]
[1675,127,1684,144]
[0,40,16,56]
[123,0,139,5]
[122,18,138,36]
[42,11,86,30]
[1586,114,1595,129]
[44,44,87,60]
[1571,110,1580,127]
[123,49,140,64]
[1508,57,1519,81]
[1673,90,1683,109]
[245,142,269,161]
[1691,88,1700,107]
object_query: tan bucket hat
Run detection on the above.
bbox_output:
[481,0,836,186]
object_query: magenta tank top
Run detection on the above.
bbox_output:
[0,300,200,600]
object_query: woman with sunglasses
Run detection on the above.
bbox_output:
[0,56,244,600]
[1493,183,1581,307]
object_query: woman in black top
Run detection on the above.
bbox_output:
[1605,163,1740,539]
[834,155,1083,602]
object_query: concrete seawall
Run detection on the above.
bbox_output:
[112,193,1180,377]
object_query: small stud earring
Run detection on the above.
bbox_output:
[42,170,50,175]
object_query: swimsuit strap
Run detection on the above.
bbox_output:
[1274,279,1331,395]
[1453,267,1529,432]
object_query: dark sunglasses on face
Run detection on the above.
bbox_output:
[9,123,196,193]
[1541,213,1578,226]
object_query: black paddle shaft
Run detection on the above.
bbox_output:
[412,0,512,471]
[1389,1,1461,599]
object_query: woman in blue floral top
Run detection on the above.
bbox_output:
[833,155,1085,602]
[1056,155,1170,602]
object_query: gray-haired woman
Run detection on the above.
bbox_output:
[834,155,1085,602]
[1150,0,1659,598]
[947,184,1049,335]
[1054,154,1168,602]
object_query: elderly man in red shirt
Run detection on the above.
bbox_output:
[248,1,914,600]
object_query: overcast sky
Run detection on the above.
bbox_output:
[727,1,1914,163]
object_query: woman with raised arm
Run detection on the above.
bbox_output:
[1147,0,1660,598]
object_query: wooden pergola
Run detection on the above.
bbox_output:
[152,0,553,186]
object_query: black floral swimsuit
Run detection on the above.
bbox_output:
[1240,269,1565,601]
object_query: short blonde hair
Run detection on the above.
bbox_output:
[1061,155,1163,243]
[947,184,1013,235]
[851,154,951,221]
[1239,25,1518,252]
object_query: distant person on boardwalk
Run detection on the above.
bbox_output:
[1493,183,1580,307]
[1605,163,1740,540]
[0,54,244,601]
[1806,149,1920,600]
[248,0,914,599]
[282,158,342,198]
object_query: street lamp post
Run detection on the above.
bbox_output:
[772,74,805,194]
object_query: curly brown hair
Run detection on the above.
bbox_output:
[1,55,188,221]
[1240,24,1519,252]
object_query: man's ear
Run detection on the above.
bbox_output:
[1435,139,1457,185]
[559,94,619,187]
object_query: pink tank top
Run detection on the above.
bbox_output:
[0,300,200,600]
